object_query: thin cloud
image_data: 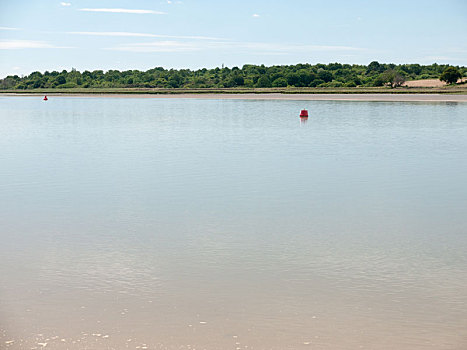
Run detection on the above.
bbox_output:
[0,26,19,30]
[0,40,72,49]
[446,48,467,54]
[252,14,260,18]
[216,41,364,53]
[419,55,462,63]
[79,8,166,14]
[106,41,199,53]
[60,2,71,6]
[67,31,224,40]
[106,40,364,54]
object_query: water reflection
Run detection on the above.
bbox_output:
[0,97,466,350]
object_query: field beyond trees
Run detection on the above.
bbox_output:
[1,62,466,92]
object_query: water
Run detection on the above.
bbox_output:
[1,96,466,349]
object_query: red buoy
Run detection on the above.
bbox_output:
[299,109,308,117]
[43,96,48,101]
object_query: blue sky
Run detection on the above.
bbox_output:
[1,0,466,78]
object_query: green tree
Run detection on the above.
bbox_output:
[317,69,332,83]
[309,79,325,87]
[2,62,466,90]
[56,75,66,85]
[223,78,236,88]
[168,78,180,88]
[297,70,315,86]
[272,77,287,87]
[373,74,386,87]
[367,61,383,74]
[232,74,244,86]
[0,76,17,89]
[286,72,300,86]
[377,70,405,88]
[439,67,462,84]
[256,75,272,88]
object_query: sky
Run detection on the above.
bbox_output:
[0,0,466,78]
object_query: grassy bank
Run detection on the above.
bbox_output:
[1,85,467,95]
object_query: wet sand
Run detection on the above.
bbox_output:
[2,92,467,102]
[143,93,467,102]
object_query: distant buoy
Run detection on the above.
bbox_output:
[43,96,48,101]
[299,109,308,118]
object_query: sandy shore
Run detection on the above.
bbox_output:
[2,93,467,102]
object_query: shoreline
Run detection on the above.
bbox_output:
[2,93,467,102]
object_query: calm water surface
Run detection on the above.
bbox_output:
[1,96,466,349]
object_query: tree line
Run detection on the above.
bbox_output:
[0,62,465,90]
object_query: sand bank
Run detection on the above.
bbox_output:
[2,93,467,102]
[127,93,467,102]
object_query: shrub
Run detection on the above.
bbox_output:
[58,82,78,88]
[309,79,325,87]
